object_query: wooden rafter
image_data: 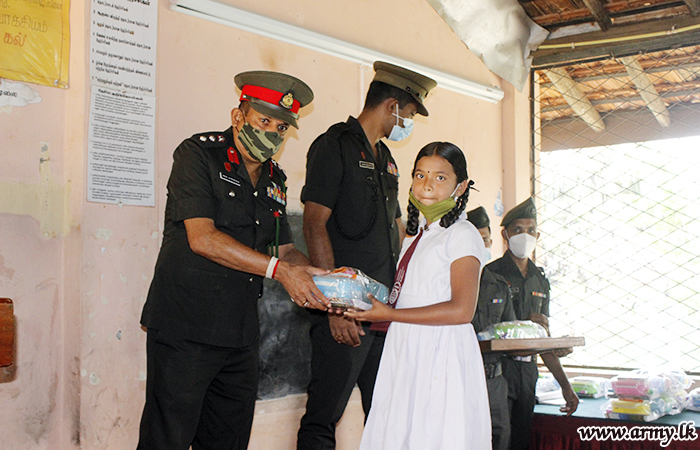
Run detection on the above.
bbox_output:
[619,56,671,127]
[543,67,606,132]
[582,0,612,31]
[684,0,700,17]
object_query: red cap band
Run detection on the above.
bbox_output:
[240,85,301,113]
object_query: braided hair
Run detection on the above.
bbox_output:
[406,142,473,236]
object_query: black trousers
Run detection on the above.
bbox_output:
[297,312,385,450]
[486,374,511,450]
[502,358,539,450]
[137,329,259,450]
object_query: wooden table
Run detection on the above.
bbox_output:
[479,336,586,354]
[530,397,700,450]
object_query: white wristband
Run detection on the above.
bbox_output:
[265,256,279,279]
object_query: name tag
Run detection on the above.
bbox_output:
[219,172,241,186]
[359,161,375,170]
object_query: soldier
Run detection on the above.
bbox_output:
[298,62,436,449]
[486,197,579,450]
[137,71,329,450]
[468,206,517,450]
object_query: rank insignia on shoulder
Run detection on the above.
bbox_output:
[196,133,226,146]
[267,181,287,205]
[491,298,503,304]
[387,162,399,177]
[280,91,294,110]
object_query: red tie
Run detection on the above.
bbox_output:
[370,229,424,332]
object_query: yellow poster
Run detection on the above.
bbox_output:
[0,0,70,88]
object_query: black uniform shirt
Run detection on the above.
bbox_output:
[472,267,517,365]
[486,255,550,321]
[301,116,401,287]
[141,127,292,347]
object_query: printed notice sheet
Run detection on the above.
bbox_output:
[87,87,155,206]
[89,0,157,94]
[87,0,157,205]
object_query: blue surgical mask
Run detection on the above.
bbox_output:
[387,104,414,141]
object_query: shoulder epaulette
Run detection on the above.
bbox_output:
[270,158,287,181]
[191,132,228,148]
[325,121,355,138]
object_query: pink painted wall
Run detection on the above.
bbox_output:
[0,0,531,448]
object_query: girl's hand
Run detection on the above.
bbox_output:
[344,294,393,322]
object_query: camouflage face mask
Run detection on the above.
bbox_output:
[237,122,284,162]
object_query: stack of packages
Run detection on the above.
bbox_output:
[604,368,692,422]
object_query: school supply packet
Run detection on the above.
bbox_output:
[312,267,389,311]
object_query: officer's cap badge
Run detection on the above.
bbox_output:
[280,91,294,110]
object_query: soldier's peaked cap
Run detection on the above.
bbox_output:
[466,206,490,229]
[500,197,537,228]
[372,61,437,117]
[235,71,314,129]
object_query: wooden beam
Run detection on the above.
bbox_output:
[684,0,700,17]
[543,67,606,132]
[532,15,700,67]
[619,55,671,127]
[582,0,612,31]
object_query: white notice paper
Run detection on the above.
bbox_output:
[88,87,155,206]
[89,0,157,94]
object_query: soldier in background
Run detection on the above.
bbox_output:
[468,206,516,450]
[486,197,579,450]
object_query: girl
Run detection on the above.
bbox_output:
[346,142,490,449]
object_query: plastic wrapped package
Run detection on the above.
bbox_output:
[312,267,389,311]
[604,390,690,421]
[610,373,671,399]
[610,367,691,400]
[570,376,609,398]
[536,373,561,395]
[686,388,700,412]
[604,398,665,422]
[476,320,548,341]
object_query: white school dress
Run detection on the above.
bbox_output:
[360,214,491,450]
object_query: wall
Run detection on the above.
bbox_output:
[0,0,531,448]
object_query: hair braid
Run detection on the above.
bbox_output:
[406,200,421,236]
[439,180,474,229]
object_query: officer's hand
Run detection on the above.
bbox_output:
[329,314,364,347]
[528,313,550,335]
[560,384,579,416]
[276,262,329,310]
[552,347,573,358]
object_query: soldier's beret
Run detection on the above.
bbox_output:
[501,197,537,228]
[466,206,490,229]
